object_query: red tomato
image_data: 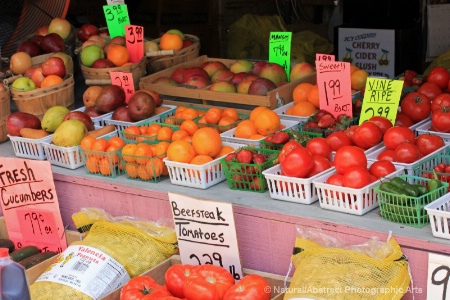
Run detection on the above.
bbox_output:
[344,125,359,139]
[183,265,235,300]
[223,274,271,300]
[376,149,396,162]
[325,131,354,151]
[165,264,200,298]
[307,155,332,177]
[394,143,422,163]
[334,146,367,174]
[351,121,383,150]
[120,276,171,300]
[280,147,314,178]
[383,126,416,150]
[445,165,450,173]
[369,160,396,178]
[400,92,431,123]
[278,140,302,164]
[432,93,450,112]
[395,112,414,127]
[326,173,344,186]
[417,81,442,101]
[342,167,371,188]
[415,134,445,156]
[432,107,450,133]
[368,116,393,134]
[305,137,332,159]
[427,66,450,90]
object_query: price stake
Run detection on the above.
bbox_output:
[269,31,292,81]
[359,77,403,125]
[110,71,135,104]
[316,53,335,62]
[316,60,352,118]
[103,4,130,38]
[427,253,450,299]
[125,25,144,63]
[168,193,244,280]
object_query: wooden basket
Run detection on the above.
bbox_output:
[146,34,200,72]
[10,74,75,120]
[0,87,10,143]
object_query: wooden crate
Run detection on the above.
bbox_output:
[140,55,316,110]
[101,255,288,300]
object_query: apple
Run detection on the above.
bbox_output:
[184,75,211,89]
[252,61,268,76]
[166,29,185,40]
[140,89,163,107]
[290,62,315,82]
[91,58,115,68]
[87,35,107,49]
[170,68,187,84]
[10,52,33,75]
[36,26,48,36]
[110,36,126,46]
[80,44,105,67]
[183,39,194,48]
[6,112,41,136]
[229,60,253,74]
[77,24,99,42]
[51,52,72,71]
[23,67,36,78]
[31,35,44,47]
[248,78,277,96]
[144,41,159,53]
[182,67,209,83]
[128,91,156,121]
[30,67,45,88]
[202,61,227,77]
[48,17,72,40]
[17,41,42,57]
[236,76,258,94]
[277,82,288,87]
[42,57,66,78]
[11,77,36,92]
[63,111,95,131]
[210,69,234,83]
[40,33,65,53]
[112,106,133,122]
[209,81,236,93]
[230,72,252,86]
[152,77,178,86]
[259,63,287,85]
[83,106,103,118]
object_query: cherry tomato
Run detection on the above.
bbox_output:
[343,167,371,188]
[431,107,450,133]
[400,92,431,123]
[223,274,271,300]
[395,112,414,127]
[383,126,416,150]
[368,116,393,134]
[351,121,383,150]
[394,143,422,163]
[305,137,333,160]
[325,131,354,152]
[369,160,396,178]
[435,163,446,173]
[431,93,450,112]
[165,264,200,298]
[417,81,442,102]
[334,145,367,175]
[183,265,235,300]
[427,66,450,90]
[376,149,396,162]
[307,155,332,177]
[280,147,314,178]
[415,134,445,156]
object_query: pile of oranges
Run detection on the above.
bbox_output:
[233,106,283,139]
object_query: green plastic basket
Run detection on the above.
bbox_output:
[374,175,449,228]
[120,151,168,183]
[413,154,450,193]
[221,147,279,193]
[120,122,180,144]
[197,112,250,133]
[260,129,322,150]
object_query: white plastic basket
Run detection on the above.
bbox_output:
[415,119,450,142]
[273,102,312,122]
[262,164,334,204]
[220,119,299,147]
[406,115,431,136]
[425,193,450,240]
[163,141,245,189]
[73,106,113,127]
[8,134,50,160]
[312,162,405,216]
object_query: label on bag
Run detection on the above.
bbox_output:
[36,245,130,300]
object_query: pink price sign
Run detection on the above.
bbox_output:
[316,53,335,62]
[125,25,144,63]
[315,60,352,118]
[110,71,135,104]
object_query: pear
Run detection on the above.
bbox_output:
[41,106,70,133]
[52,120,88,147]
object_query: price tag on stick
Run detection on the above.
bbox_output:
[269,32,292,81]
[110,71,135,104]
[316,60,353,118]
[103,4,130,38]
[125,25,144,63]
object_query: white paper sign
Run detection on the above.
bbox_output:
[106,0,125,4]
[426,4,450,61]
[168,193,243,280]
[338,28,395,78]
[427,253,450,299]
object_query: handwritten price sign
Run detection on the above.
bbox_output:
[269,32,292,81]
[103,4,130,38]
[316,53,335,62]
[359,77,403,125]
[16,209,60,251]
[316,61,352,118]
[427,253,450,299]
[110,71,135,104]
[125,25,144,63]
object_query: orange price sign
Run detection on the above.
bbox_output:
[316,60,352,118]
[125,25,144,63]
[110,71,135,104]
[316,53,335,62]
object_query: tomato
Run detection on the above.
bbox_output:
[344,125,359,140]
[368,116,393,134]
[395,112,414,127]
[183,265,235,300]
[278,140,302,164]
[307,155,332,177]
[351,121,383,150]
[432,107,450,133]
[325,131,354,151]
[445,165,450,173]
[394,143,422,163]
[223,274,271,300]
[305,137,332,159]
[400,92,432,123]
[383,126,416,150]
[326,173,344,186]
[165,264,200,298]
[334,146,367,175]
[415,134,445,156]
[369,160,396,178]
[280,147,314,178]
[342,167,371,188]
[120,276,171,300]
[432,93,450,112]
[427,66,450,90]
[376,149,396,162]
[417,81,442,102]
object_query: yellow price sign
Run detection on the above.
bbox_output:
[359,78,404,125]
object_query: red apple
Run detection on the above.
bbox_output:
[277,81,288,87]
[184,75,211,89]
[248,77,277,96]
[6,112,41,136]
[83,106,103,118]
[140,89,163,107]
[77,24,99,42]
[252,61,268,76]
[30,67,45,88]
[236,76,258,94]
[23,67,36,79]
[152,77,178,86]
[290,62,315,82]
[183,39,194,48]
[17,41,42,57]
[182,67,209,83]
[112,106,133,122]
[36,26,49,36]
[91,58,115,68]
[63,111,95,131]
[230,72,253,86]
[209,81,236,93]
[31,35,44,47]
[202,61,228,77]
[109,36,126,46]
[259,63,287,85]
[40,33,65,53]
[42,57,66,78]
[170,67,187,84]
[210,69,234,83]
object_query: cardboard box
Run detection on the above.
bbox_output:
[139,55,316,110]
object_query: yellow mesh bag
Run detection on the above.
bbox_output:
[30,220,178,300]
[284,233,410,300]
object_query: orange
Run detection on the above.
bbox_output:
[197,110,207,117]
[121,143,138,163]
[249,134,265,140]
[214,145,235,159]
[123,126,141,140]
[351,69,369,91]
[204,108,223,124]
[145,157,164,179]
[234,120,257,139]
[160,33,183,51]
[180,120,199,136]
[164,116,178,125]
[167,140,196,163]
[293,82,313,104]
[197,116,207,125]
[106,145,120,164]
[291,101,317,117]
[180,108,199,120]
[222,108,239,121]
[181,135,192,143]
[172,129,189,141]
[91,138,110,152]
[41,75,63,88]
[175,106,187,114]
[307,84,320,108]
[157,127,173,141]
[153,141,170,157]
[85,156,100,173]
[108,136,126,149]
[99,158,113,176]
[106,43,130,66]
[192,127,222,157]
[190,154,213,165]
[147,123,162,135]
[218,116,236,128]
[249,106,269,122]
[139,125,148,135]
[137,164,152,180]
[134,143,154,165]
[125,163,139,178]
[254,109,281,136]
[350,64,359,74]
[80,136,97,150]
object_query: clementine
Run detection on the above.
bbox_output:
[191,127,222,157]
[234,120,257,139]
[41,75,63,88]
[254,109,281,136]
[293,82,313,104]
[107,44,130,66]
[167,140,196,163]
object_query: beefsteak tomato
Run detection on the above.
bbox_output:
[305,137,332,159]
[278,140,302,164]
[432,93,450,112]
[183,265,235,300]
[368,116,393,134]
[432,107,450,133]
[394,143,422,163]
[415,134,445,156]
[342,166,371,189]
[165,264,200,298]
[120,276,171,300]
[280,147,314,178]
[400,92,431,123]
[368,160,396,178]
[351,121,383,149]
[383,126,416,150]
[307,155,332,177]
[223,274,271,300]
[427,66,450,90]
[334,146,367,175]
[417,81,442,102]
[376,149,396,162]
[325,131,354,151]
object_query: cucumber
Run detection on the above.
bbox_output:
[19,251,58,269]
[10,245,40,262]
[0,238,15,253]
[412,184,428,196]
[390,177,420,197]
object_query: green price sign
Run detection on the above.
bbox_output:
[269,32,292,81]
[359,78,404,125]
[103,4,130,38]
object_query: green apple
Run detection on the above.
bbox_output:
[144,41,160,53]
[12,77,36,92]
[80,44,105,67]
[166,29,185,40]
